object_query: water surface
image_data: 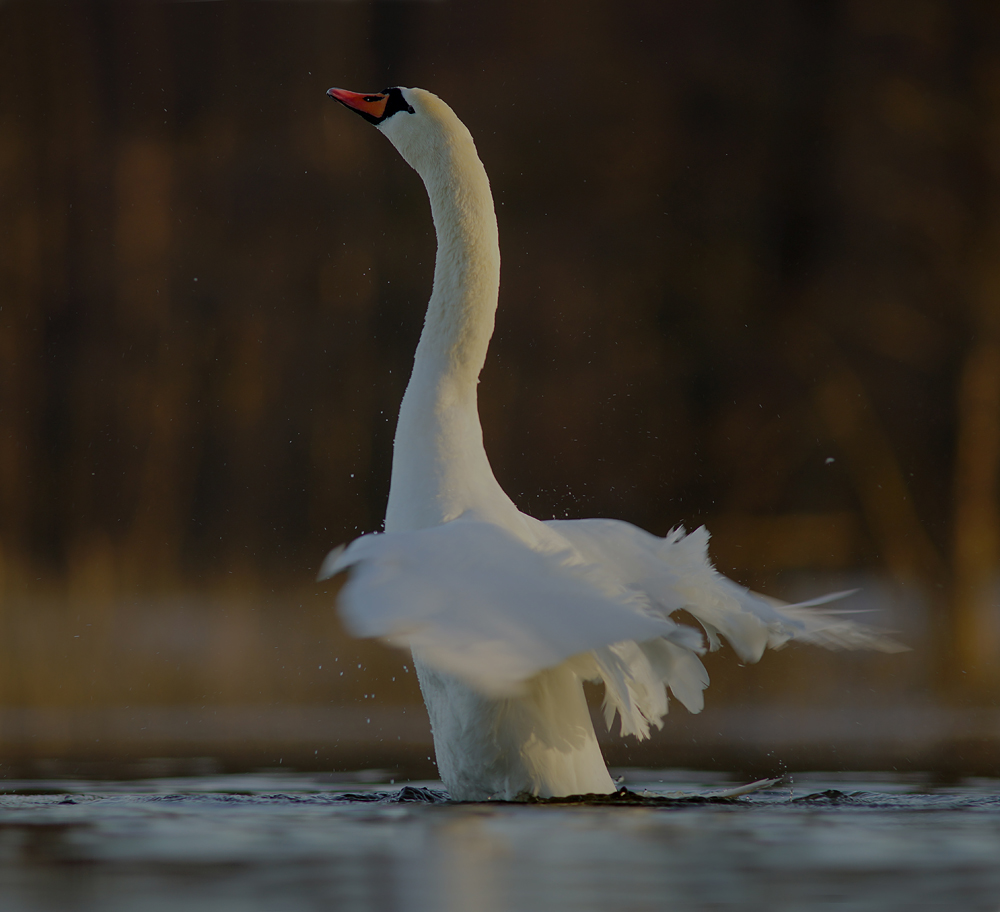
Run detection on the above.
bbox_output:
[2,771,999,911]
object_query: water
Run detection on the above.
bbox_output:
[2,771,999,911]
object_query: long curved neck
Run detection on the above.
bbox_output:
[385,130,511,532]
[416,143,500,387]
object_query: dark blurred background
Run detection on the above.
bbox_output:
[1,0,998,779]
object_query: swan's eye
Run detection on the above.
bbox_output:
[381,87,416,118]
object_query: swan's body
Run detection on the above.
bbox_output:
[321,86,902,801]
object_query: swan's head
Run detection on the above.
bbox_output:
[327,86,470,176]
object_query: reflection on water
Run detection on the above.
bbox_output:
[2,771,1000,911]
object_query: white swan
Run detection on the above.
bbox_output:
[320,86,902,801]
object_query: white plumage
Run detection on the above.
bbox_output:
[322,86,903,801]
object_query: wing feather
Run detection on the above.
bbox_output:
[321,519,702,698]
[546,518,905,738]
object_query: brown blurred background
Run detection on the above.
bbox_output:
[0,0,998,779]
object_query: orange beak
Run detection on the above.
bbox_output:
[327,88,388,124]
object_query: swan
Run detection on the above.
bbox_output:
[320,86,902,801]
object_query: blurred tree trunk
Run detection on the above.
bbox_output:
[113,136,189,587]
[785,321,945,586]
[0,112,39,595]
[952,336,1000,687]
[816,361,944,583]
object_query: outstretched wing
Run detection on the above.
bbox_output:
[319,519,704,698]
[546,518,906,739]
[546,519,905,661]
